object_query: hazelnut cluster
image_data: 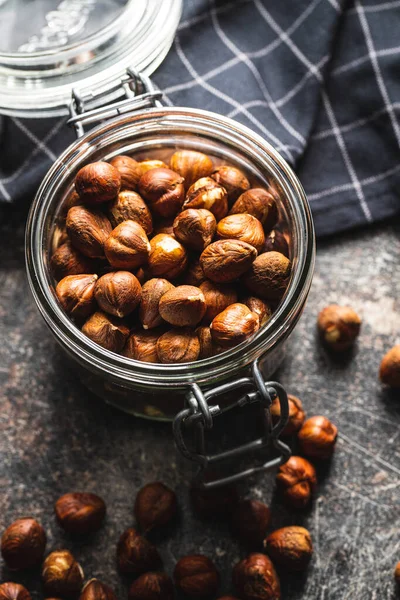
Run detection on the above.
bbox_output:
[51,151,291,363]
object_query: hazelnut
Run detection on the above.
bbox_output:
[157,328,200,363]
[54,492,106,535]
[51,224,69,253]
[231,499,271,546]
[75,161,121,205]
[56,274,98,319]
[42,550,84,598]
[317,304,361,351]
[298,416,338,459]
[123,330,161,363]
[263,230,289,257]
[95,271,141,317]
[138,159,168,175]
[134,482,177,532]
[79,579,116,600]
[128,572,174,600]
[174,555,219,597]
[117,528,162,576]
[233,553,280,600]
[395,561,400,585]
[136,268,147,285]
[82,311,129,353]
[139,278,175,329]
[379,345,400,387]
[51,241,97,281]
[243,251,291,300]
[110,155,141,190]
[108,191,153,234]
[189,484,238,518]
[1,518,46,569]
[242,296,272,326]
[153,219,175,237]
[199,281,238,323]
[104,220,150,269]
[138,168,185,218]
[229,188,278,230]
[265,526,313,571]
[210,303,259,348]
[200,240,257,283]
[184,177,228,221]
[66,206,112,258]
[0,584,31,600]
[196,326,214,359]
[276,456,317,509]
[211,165,250,204]
[217,214,265,253]
[173,209,216,251]
[64,190,82,213]
[270,394,305,436]
[170,150,214,189]
[184,260,207,287]
[159,285,206,327]
[148,234,188,280]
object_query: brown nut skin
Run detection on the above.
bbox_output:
[51,225,70,254]
[139,278,175,329]
[108,191,153,234]
[153,219,175,237]
[1,518,46,570]
[270,394,305,436]
[190,484,238,518]
[159,285,206,327]
[395,561,400,585]
[0,584,31,600]
[263,230,289,257]
[134,482,177,532]
[82,311,129,353]
[184,260,207,287]
[379,345,400,387]
[196,326,214,359]
[128,572,174,600]
[95,271,142,318]
[200,240,257,283]
[231,499,271,547]
[298,416,338,460]
[116,528,162,577]
[123,330,161,363]
[174,555,219,598]
[157,328,200,363]
[75,161,121,205]
[276,456,317,509]
[229,188,278,230]
[217,214,265,253]
[56,274,98,319]
[170,150,214,189]
[66,206,112,258]
[110,155,141,191]
[200,281,238,323]
[173,209,216,251]
[184,177,228,221]
[243,251,291,301]
[242,296,272,326]
[79,579,117,600]
[233,553,280,600]
[265,526,313,571]
[211,165,250,204]
[148,234,188,280]
[55,492,106,535]
[51,241,97,281]
[138,168,185,218]
[317,304,361,351]
[138,160,168,176]
[42,550,84,598]
[210,303,259,349]
[105,220,151,270]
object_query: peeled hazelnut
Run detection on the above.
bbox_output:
[117,528,162,576]
[196,326,214,359]
[184,177,228,221]
[242,296,272,326]
[184,260,206,287]
[123,330,160,363]
[148,234,188,279]
[170,150,214,189]
[138,159,168,176]
[140,278,175,329]
[139,168,185,218]
[110,155,141,191]
[157,328,200,363]
[190,484,238,518]
[159,285,206,327]
[317,304,361,351]
[231,499,271,546]
[233,553,280,600]
[95,271,141,317]
[265,526,313,571]
[134,482,177,532]
[217,213,265,253]
[56,274,97,319]
[200,281,238,323]
[395,561,400,585]
[79,579,116,600]
[42,550,84,598]
[1,518,46,570]
[75,161,121,205]
[105,220,150,269]
[174,555,219,597]
[210,303,259,348]
[55,492,106,535]
[243,251,291,300]
[276,456,317,509]
[51,241,97,281]
[66,206,112,258]
[128,572,174,600]
[108,191,153,234]
[211,165,250,204]
[263,230,289,257]
[0,583,31,600]
[270,393,305,436]
[200,240,257,283]
[230,188,278,230]
[379,345,400,387]
[173,209,216,251]
[298,416,338,459]
[82,311,129,353]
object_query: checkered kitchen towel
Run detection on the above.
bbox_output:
[1,0,400,237]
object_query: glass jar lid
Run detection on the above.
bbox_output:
[0,0,182,117]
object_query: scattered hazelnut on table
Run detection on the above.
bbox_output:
[75,161,121,205]
[233,553,280,600]
[211,165,250,203]
[210,303,259,348]
[148,234,188,279]
[229,188,278,230]
[104,220,150,269]
[54,492,106,535]
[108,190,153,234]
[189,484,238,518]
[243,251,291,301]
[298,416,338,459]
[56,274,98,319]
[51,241,97,281]
[217,213,265,253]
[139,278,175,329]
[117,528,162,576]
[231,499,271,546]
[123,330,161,363]
[42,550,84,598]
[170,150,214,189]
[379,345,400,388]
[184,177,228,221]
[159,285,206,327]
[199,281,238,324]
[66,206,112,259]
[276,455,317,509]
[1,517,46,570]
[0,583,31,600]
[317,304,361,351]
[79,579,116,600]
[200,239,257,283]
[263,230,289,257]
[174,555,219,597]
[82,311,129,353]
[265,526,313,571]
[94,271,142,318]
[128,572,174,600]
[173,208,216,251]
[156,328,201,363]
[139,168,185,218]
[242,296,272,326]
[270,393,305,436]
[134,482,177,532]
[109,155,141,191]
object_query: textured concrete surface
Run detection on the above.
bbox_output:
[0,197,399,599]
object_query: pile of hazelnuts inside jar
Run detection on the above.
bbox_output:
[50,149,291,362]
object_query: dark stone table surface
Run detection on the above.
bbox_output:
[0,197,399,600]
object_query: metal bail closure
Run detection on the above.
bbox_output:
[172,358,291,489]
